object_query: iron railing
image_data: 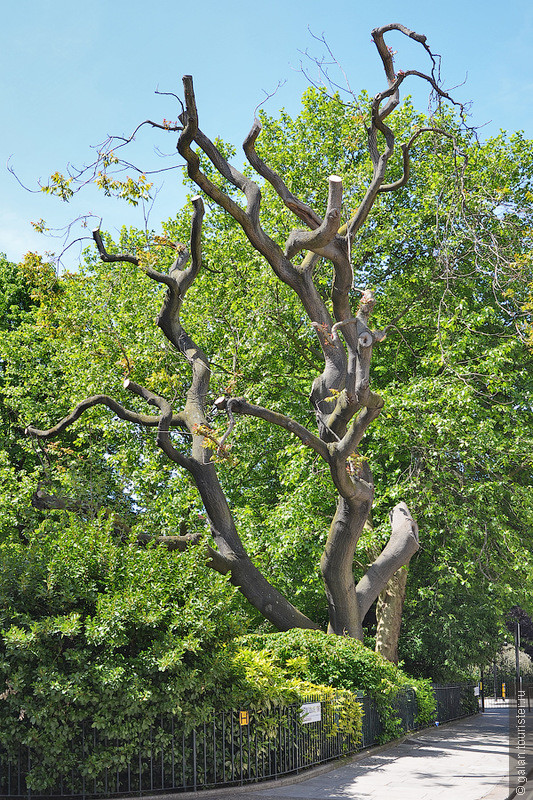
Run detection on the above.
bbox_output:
[479,679,533,710]
[433,683,479,721]
[0,684,476,799]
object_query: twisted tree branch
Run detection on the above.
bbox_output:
[25,394,187,438]
[214,396,330,461]
[123,379,193,470]
[284,175,343,259]
[243,118,323,230]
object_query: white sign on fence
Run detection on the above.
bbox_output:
[474,686,480,696]
[300,702,322,724]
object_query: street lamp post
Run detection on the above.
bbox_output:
[515,621,522,701]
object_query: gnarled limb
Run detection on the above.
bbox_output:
[178,77,346,337]
[335,401,385,463]
[345,139,394,243]
[243,118,322,230]
[193,128,262,226]
[178,77,251,233]
[317,292,381,440]
[93,229,140,266]
[355,502,419,621]
[283,176,342,259]
[25,394,188,438]
[371,24,432,121]
[379,128,467,193]
[178,77,301,292]
[371,24,464,120]
[123,379,194,471]
[215,396,330,461]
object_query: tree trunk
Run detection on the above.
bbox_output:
[375,565,409,664]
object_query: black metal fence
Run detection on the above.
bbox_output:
[433,683,480,721]
[0,685,476,800]
[479,679,533,710]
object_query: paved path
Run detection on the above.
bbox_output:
[171,707,518,800]
[235,707,512,799]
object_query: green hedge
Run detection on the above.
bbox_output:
[236,629,437,740]
[0,515,362,790]
[1,514,439,789]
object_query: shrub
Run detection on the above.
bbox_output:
[0,513,241,788]
[226,645,363,740]
[0,515,363,790]
[236,628,436,739]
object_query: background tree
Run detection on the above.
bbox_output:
[0,254,62,544]
[506,607,533,661]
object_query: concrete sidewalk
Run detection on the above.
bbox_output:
[181,707,514,800]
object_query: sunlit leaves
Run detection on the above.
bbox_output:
[95,172,153,206]
[40,171,73,201]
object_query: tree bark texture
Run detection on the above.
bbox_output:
[375,566,409,665]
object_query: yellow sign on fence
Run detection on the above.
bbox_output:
[239,711,249,726]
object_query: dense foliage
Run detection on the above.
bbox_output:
[0,513,365,788]
[0,513,229,783]
[237,92,533,677]
[1,81,532,717]
[238,628,436,739]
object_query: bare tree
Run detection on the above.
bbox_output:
[27,24,464,642]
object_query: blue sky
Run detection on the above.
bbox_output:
[1,0,532,265]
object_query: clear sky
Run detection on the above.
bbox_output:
[1,0,532,265]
